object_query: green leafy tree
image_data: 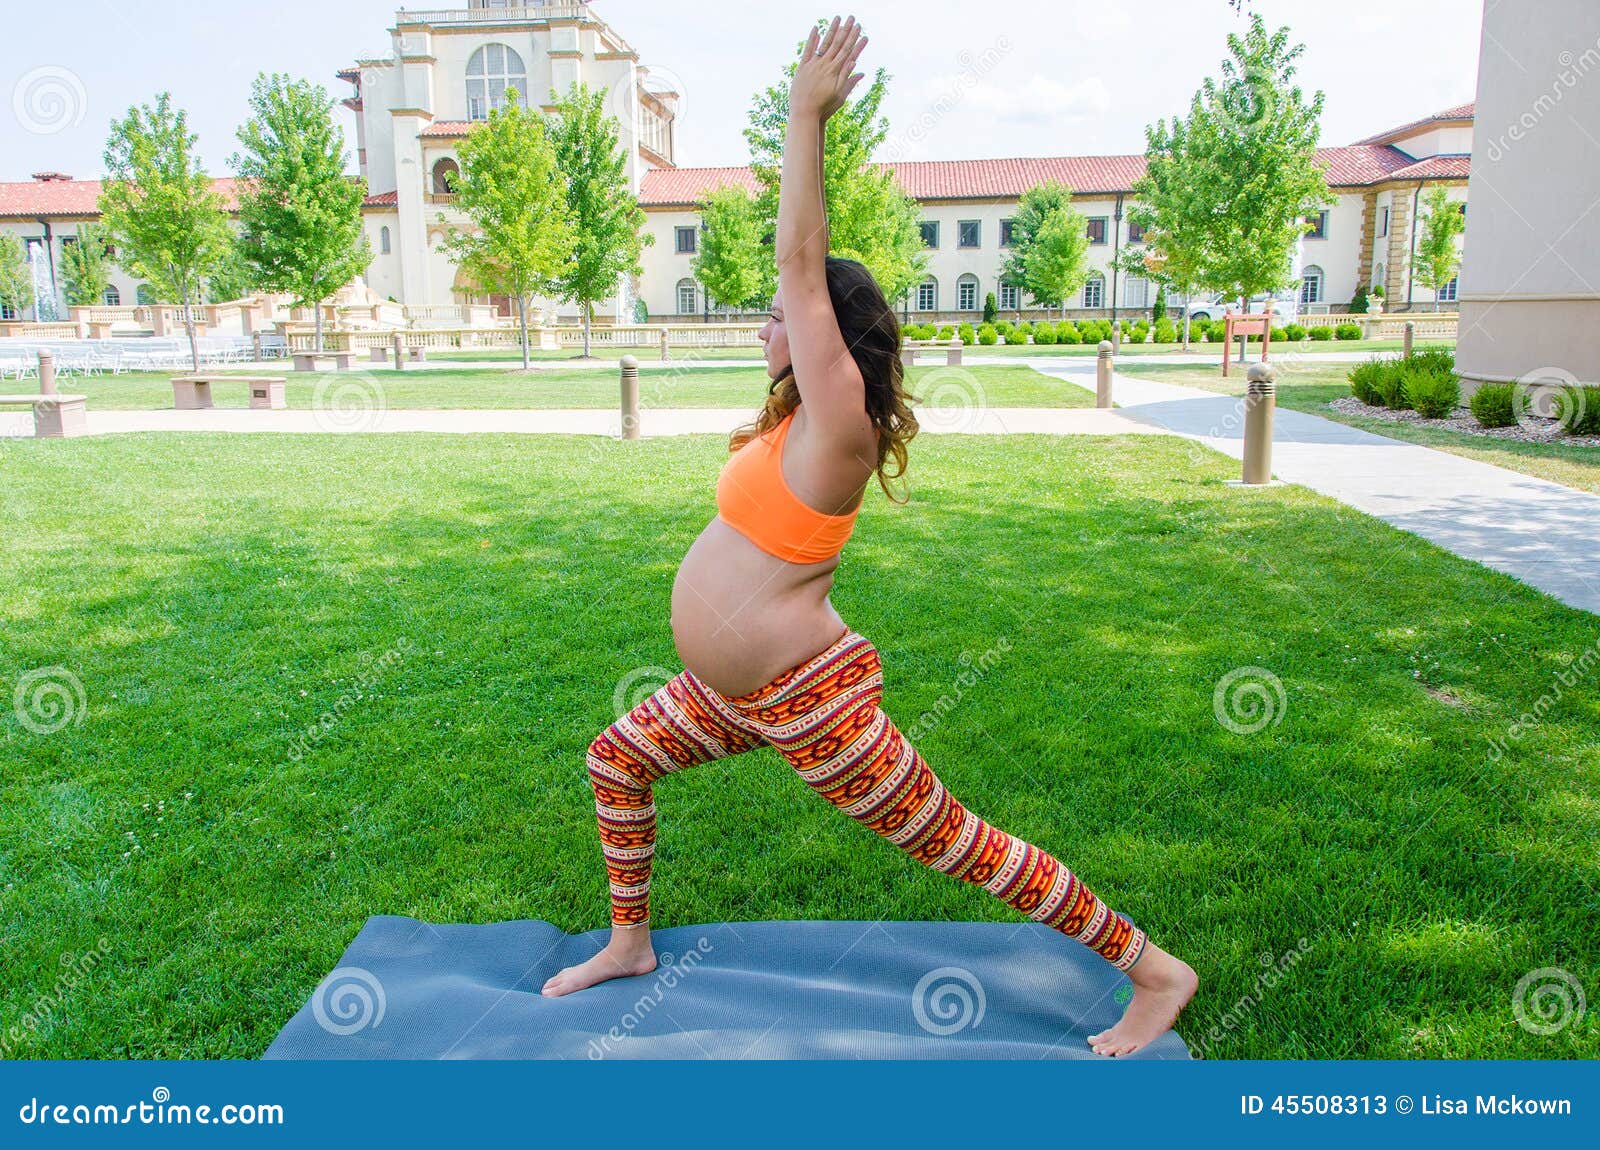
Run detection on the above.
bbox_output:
[693,183,767,315]
[60,224,114,308]
[548,82,651,355]
[1151,284,1166,323]
[206,235,255,303]
[743,25,926,304]
[231,73,370,351]
[1001,181,1089,320]
[1181,14,1332,316]
[99,92,234,370]
[439,89,575,370]
[982,290,997,324]
[1413,184,1466,311]
[0,233,35,319]
[1119,109,1216,348]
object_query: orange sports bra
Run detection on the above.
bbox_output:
[715,408,862,564]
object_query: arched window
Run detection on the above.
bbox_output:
[431,159,459,196]
[915,276,937,312]
[103,285,121,306]
[676,277,698,315]
[466,43,528,120]
[1299,265,1324,305]
[1082,272,1104,310]
[380,226,392,255]
[956,273,979,311]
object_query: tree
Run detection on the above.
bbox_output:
[549,82,652,354]
[439,89,575,370]
[206,235,255,303]
[0,234,35,319]
[1151,284,1166,323]
[1413,184,1466,311]
[1120,110,1216,348]
[1001,181,1089,320]
[982,290,997,324]
[99,92,233,370]
[1179,14,1332,318]
[231,73,370,351]
[692,184,767,315]
[743,26,927,304]
[60,224,115,308]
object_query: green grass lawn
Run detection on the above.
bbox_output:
[59,363,1094,412]
[3,430,1596,1059]
[1120,360,1600,496]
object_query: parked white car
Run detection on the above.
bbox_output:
[1180,292,1301,324]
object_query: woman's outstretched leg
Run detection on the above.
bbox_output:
[745,635,1197,1054]
[542,669,763,997]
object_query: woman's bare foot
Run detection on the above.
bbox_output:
[541,923,658,997]
[1087,939,1198,1057]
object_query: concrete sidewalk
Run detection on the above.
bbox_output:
[1029,357,1600,615]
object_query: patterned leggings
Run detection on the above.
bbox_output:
[585,628,1147,972]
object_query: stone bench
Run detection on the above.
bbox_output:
[291,351,354,372]
[0,394,88,438]
[171,374,287,410]
[901,338,964,367]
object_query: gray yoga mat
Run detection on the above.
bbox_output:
[263,915,1192,1060]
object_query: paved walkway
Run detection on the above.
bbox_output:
[79,405,1173,439]
[1028,357,1600,615]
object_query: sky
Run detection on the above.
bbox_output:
[1,0,1484,183]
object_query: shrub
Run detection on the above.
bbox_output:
[1018,321,1034,334]
[1349,284,1370,315]
[1003,326,1029,345]
[1056,322,1081,344]
[995,320,1013,335]
[936,325,954,340]
[1469,382,1517,428]
[1335,322,1362,341]
[1152,285,1167,323]
[1153,317,1177,343]
[1348,357,1390,406]
[977,322,998,345]
[1307,325,1334,341]
[1402,363,1461,418]
[1282,323,1306,342]
[983,292,997,324]
[1130,319,1151,343]
[958,322,976,345]
[1409,346,1456,380]
[1376,364,1412,409]
[1032,323,1058,345]
[1563,386,1600,435]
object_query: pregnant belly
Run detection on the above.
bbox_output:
[670,517,846,697]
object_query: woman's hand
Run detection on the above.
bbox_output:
[789,15,868,122]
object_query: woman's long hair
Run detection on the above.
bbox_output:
[729,256,919,504]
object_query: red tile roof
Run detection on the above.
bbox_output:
[420,121,475,138]
[0,176,242,219]
[637,144,1460,207]
[363,190,399,208]
[1354,102,1475,146]
[1388,154,1472,181]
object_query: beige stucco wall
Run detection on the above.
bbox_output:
[1455,0,1600,390]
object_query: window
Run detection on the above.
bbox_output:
[1299,265,1324,305]
[957,274,979,311]
[676,278,698,315]
[0,303,15,321]
[431,158,459,195]
[136,284,155,305]
[919,220,939,248]
[1082,273,1104,309]
[999,218,1015,247]
[380,226,391,255]
[465,43,528,120]
[674,226,697,254]
[1457,202,1468,218]
[1437,275,1459,303]
[103,285,121,306]
[1124,276,1149,310]
[998,281,1019,310]
[1086,217,1108,245]
[1379,205,1390,237]
[957,220,980,248]
[1305,210,1328,240]
[916,277,937,312]
[1126,220,1146,244]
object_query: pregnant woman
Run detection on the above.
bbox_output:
[541,15,1198,1056]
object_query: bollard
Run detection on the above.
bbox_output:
[1403,321,1415,360]
[1241,361,1277,486]
[658,328,670,363]
[619,354,640,440]
[1111,319,1122,356]
[947,336,962,367]
[392,333,404,372]
[1095,340,1113,409]
[251,331,264,362]
[38,350,57,397]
